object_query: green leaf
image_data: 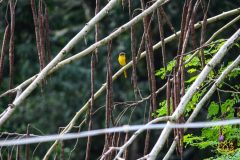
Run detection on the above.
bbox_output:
[183,134,217,149]
[155,68,166,79]
[201,127,219,141]
[186,75,198,84]
[228,67,240,78]
[221,99,235,114]
[156,59,176,79]
[208,102,219,118]
[184,134,204,146]
[185,56,201,68]
[156,101,167,116]
[187,68,197,73]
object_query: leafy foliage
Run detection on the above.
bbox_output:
[156,38,240,159]
[184,133,218,149]
[0,0,239,159]
[155,59,176,79]
[207,102,219,118]
[156,100,167,116]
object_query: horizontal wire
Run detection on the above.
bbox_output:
[0,118,239,146]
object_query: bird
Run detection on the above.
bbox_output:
[118,52,127,78]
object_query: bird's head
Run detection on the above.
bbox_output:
[119,52,126,56]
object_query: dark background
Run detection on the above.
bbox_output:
[0,0,239,159]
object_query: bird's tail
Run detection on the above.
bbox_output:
[124,70,127,78]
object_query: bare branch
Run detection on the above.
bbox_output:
[0,0,120,128]
[0,25,10,86]
[199,0,211,67]
[1,8,239,100]
[163,53,240,160]
[0,119,240,147]
[0,7,238,159]
[148,29,240,159]
[185,14,240,64]
[114,116,173,160]
[9,0,16,90]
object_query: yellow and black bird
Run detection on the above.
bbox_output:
[118,52,127,78]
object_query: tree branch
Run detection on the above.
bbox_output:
[185,14,240,64]
[0,7,238,159]
[1,8,239,99]
[148,29,240,159]
[163,53,240,160]
[113,116,173,160]
[0,0,119,127]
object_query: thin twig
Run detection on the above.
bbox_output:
[185,14,240,64]
[0,7,238,159]
[114,116,173,160]
[9,0,16,90]
[0,25,10,86]
[148,29,240,159]
[163,54,240,160]
[199,0,211,67]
